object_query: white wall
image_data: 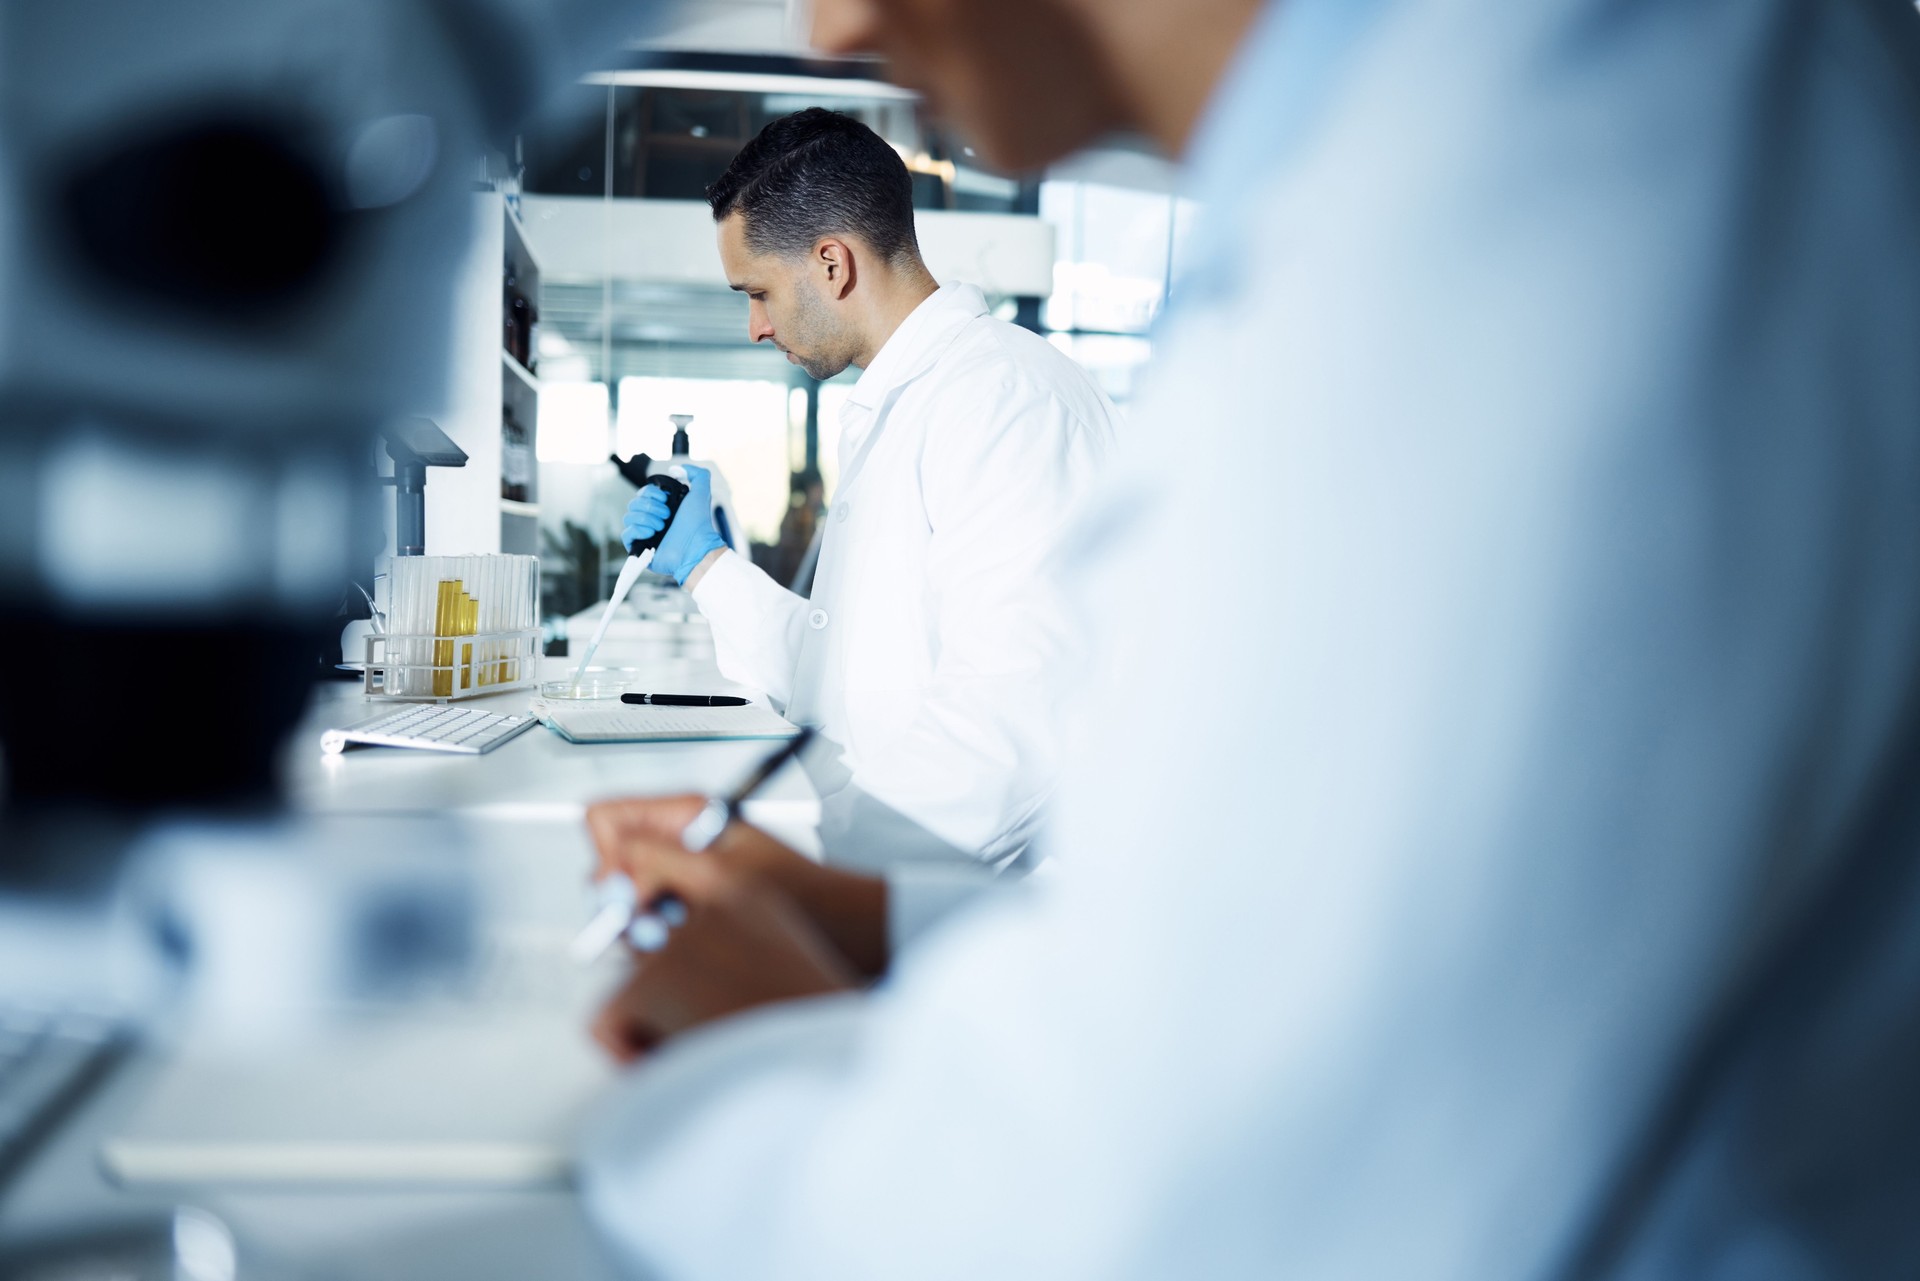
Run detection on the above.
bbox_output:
[423,193,505,556]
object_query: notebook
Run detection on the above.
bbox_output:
[537,700,798,744]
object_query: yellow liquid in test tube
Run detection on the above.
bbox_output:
[432,579,480,697]
[462,591,478,690]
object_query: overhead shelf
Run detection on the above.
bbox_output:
[504,197,534,250]
[502,350,540,392]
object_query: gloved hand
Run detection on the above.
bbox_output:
[621,465,727,584]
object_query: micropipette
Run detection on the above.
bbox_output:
[567,470,691,692]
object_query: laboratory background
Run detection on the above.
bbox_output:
[514,54,1187,626]
[0,2,1182,1274]
[5,0,1920,1277]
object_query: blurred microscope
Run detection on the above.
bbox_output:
[0,0,671,1268]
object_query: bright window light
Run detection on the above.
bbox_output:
[1039,181,1201,338]
[537,381,611,463]
[1046,333,1150,406]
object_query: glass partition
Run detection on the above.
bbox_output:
[516,62,1195,637]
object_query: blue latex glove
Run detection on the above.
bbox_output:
[620,465,727,584]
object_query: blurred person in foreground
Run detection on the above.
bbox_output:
[582,0,1920,1276]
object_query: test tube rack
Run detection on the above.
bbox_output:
[361,628,541,702]
[363,555,541,702]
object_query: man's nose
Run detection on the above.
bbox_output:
[748,300,775,344]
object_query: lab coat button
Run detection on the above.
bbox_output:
[835,502,851,523]
[808,609,829,630]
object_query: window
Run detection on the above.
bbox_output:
[537,381,610,464]
[1042,181,1174,335]
[1039,176,1203,404]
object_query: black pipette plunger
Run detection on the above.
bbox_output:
[631,473,689,557]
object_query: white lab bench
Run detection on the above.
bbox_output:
[1,653,818,1279]
[290,653,818,846]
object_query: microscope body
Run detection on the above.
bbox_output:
[0,0,669,1019]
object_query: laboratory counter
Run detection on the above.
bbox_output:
[1,653,819,1279]
[289,654,820,846]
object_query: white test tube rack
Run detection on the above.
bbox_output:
[362,556,542,703]
[362,628,542,702]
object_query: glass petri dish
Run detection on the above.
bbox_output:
[540,677,628,700]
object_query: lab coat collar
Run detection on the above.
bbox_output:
[844,283,990,414]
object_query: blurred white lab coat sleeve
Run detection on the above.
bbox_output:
[579,996,871,1281]
[844,382,1110,864]
[690,551,809,710]
[579,0,1920,1277]
[885,861,1000,955]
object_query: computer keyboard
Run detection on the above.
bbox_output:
[0,1005,128,1183]
[321,705,538,756]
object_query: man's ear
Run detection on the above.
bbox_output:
[816,237,856,301]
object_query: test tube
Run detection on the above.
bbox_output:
[498,556,511,684]
[497,555,509,685]
[411,559,429,695]
[517,554,530,681]
[477,558,490,688]
[407,559,421,694]
[488,556,500,685]
[504,557,514,680]
[406,558,419,695]
[477,572,485,688]
[392,558,409,694]
[471,559,483,689]
[503,556,512,683]
[432,578,448,698]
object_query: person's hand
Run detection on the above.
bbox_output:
[589,846,859,1063]
[620,466,728,584]
[587,793,710,876]
[586,795,890,977]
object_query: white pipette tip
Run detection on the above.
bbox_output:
[570,547,655,689]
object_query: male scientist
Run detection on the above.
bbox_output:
[583,0,1920,1276]
[616,107,1118,878]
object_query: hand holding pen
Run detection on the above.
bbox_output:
[584,829,861,1063]
[571,728,815,964]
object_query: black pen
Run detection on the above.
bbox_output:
[570,727,816,962]
[621,693,751,707]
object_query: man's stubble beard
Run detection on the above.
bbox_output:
[785,281,855,382]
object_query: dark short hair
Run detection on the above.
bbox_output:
[706,108,920,263]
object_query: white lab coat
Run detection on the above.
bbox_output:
[691,283,1118,871]
[582,1,1920,1277]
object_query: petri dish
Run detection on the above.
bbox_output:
[540,677,628,700]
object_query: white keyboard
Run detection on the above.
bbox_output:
[322,705,538,756]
